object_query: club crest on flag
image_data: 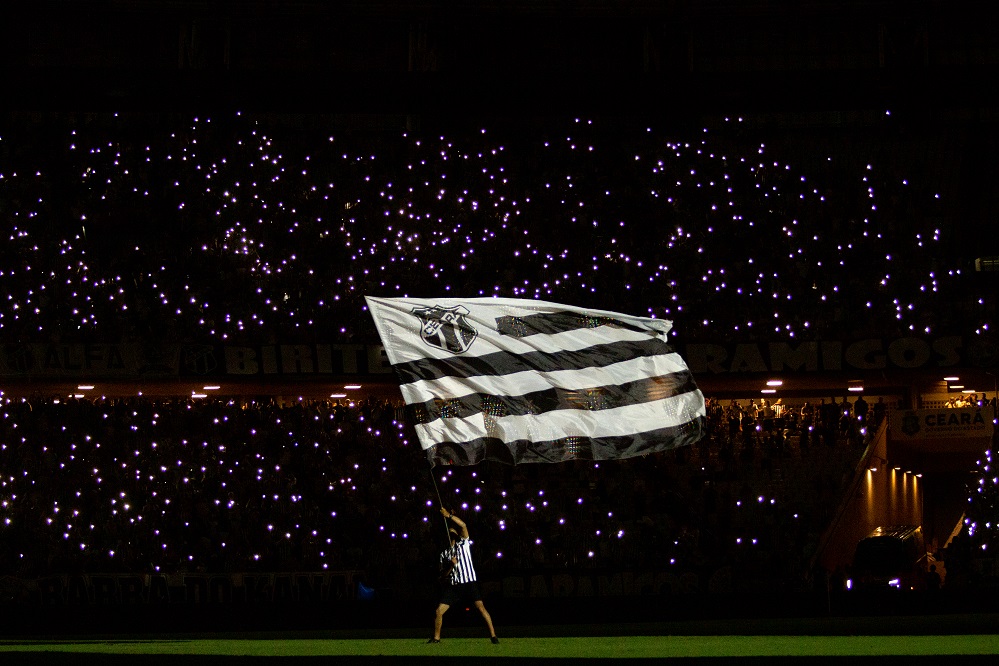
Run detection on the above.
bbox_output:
[413,304,478,354]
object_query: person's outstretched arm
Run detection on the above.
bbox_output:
[441,507,470,539]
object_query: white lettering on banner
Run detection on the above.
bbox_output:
[933,337,963,366]
[844,339,885,369]
[891,407,995,440]
[685,343,727,374]
[925,411,987,428]
[0,343,174,376]
[821,341,843,371]
[336,345,366,373]
[729,344,768,373]
[888,338,931,368]
[0,336,974,378]
[225,347,259,374]
[222,345,390,376]
[367,345,392,374]
[260,346,279,374]
[769,341,820,371]
[317,345,334,373]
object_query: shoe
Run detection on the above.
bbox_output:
[491,637,500,644]
[427,638,440,644]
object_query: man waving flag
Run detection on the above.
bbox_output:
[365,296,706,467]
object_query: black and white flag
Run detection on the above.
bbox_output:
[365,296,706,466]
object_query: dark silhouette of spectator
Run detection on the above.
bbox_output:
[853,394,869,425]
[924,563,941,592]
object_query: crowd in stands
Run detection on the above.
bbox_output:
[1,111,995,600]
[0,111,990,349]
[943,394,988,409]
[1,391,877,598]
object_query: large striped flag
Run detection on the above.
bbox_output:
[365,296,706,467]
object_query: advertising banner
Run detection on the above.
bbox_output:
[890,406,995,441]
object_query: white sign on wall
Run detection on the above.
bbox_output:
[891,407,995,440]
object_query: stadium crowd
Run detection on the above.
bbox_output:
[0,111,995,599]
[0,395,405,577]
[1,390,875,598]
[0,111,990,348]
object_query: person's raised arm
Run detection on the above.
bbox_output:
[440,507,470,539]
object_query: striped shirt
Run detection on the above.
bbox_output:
[441,537,477,584]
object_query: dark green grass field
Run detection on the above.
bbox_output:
[4,615,999,663]
[3,633,999,658]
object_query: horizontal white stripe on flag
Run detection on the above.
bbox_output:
[365,296,672,365]
[413,391,706,451]
[399,353,691,404]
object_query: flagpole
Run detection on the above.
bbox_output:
[429,465,452,543]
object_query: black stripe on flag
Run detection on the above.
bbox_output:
[405,372,700,424]
[392,338,675,385]
[496,311,649,338]
[425,418,706,466]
